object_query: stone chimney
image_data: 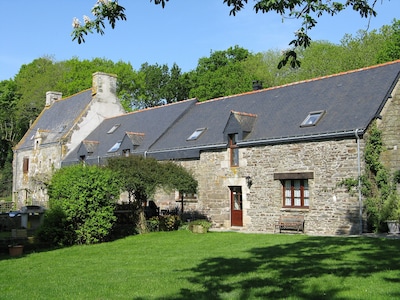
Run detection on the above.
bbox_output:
[45,91,62,107]
[92,72,118,103]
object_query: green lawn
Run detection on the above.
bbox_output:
[1,230,399,299]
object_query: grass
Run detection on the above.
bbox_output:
[1,230,400,299]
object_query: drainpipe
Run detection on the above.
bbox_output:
[355,129,362,234]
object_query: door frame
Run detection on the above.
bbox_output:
[230,186,243,226]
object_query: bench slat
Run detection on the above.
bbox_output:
[275,215,304,233]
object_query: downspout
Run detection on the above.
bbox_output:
[355,129,362,234]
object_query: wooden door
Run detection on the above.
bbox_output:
[230,186,243,226]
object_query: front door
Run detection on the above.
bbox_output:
[230,186,243,226]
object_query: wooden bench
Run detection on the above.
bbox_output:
[275,215,304,233]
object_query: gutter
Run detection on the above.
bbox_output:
[147,143,227,155]
[355,128,363,234]
[147,130,365,156]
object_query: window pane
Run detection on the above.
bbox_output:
[304,180,309,206]
[232,148,239,166]
[285,181,292,206]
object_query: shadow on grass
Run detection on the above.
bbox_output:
[165,236,400,299]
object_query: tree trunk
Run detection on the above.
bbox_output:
[135,190,149,234]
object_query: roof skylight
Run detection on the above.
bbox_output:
[108,141,122,153]
[187,128,206,141]
[107,124,121,134]
[301,111,325,127]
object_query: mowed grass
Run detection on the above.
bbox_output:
[1,230,400,299]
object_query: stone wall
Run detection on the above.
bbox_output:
[379,79,400,173]
[13,143,62,208]
[173,138,364,235]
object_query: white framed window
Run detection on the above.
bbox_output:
[108,141,122,153]
[283,179,309,208]
[187,128,206,141]
[301,111,325,127]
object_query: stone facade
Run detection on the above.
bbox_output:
[173,138,364,235]
[379,79,400,173]
[12,72,125,209]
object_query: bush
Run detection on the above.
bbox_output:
[159,215,181,231]
[188,219,212,233]
[35,207,74,246]
[46,165,121,245]
[147,216,160,232]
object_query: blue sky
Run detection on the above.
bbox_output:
[1,0,399,81]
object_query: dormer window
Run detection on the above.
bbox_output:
[301,110,325,127]
[187,128,206,141]
[107,124,120,134]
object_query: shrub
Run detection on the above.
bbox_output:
[147,216,160,232]
[188,219,212,233]
[35,206,74,246]
[46,164,121,245]
[159,215,181,231]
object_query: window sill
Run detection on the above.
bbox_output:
[280,207,309,212]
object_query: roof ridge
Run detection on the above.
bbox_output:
[54,88,92,103]
[103,97,198,121]
[196,60,400,105]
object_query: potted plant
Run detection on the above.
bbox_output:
[189,219,212,233]
[8,242,24,257]
[384,194,400,234]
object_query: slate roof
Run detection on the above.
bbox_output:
[147,61,400,159]
[61,61,400,163]
[62,98,197,164]
[15,89,93,150]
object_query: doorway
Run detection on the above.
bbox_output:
[230,186,243,226]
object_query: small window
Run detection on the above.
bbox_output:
[108,141,122,153]
[229,134,239,167]
[107,124,121,134]
[187,128,206,141]
[301,111,325,127]
[23,157,29,174]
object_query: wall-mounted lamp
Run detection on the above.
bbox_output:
[246,176,252,189]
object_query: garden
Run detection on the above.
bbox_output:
[1,230,400,299]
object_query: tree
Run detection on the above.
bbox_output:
[47,164,121,245]
[14,57,62,134]
[189,46,255,101]
[72,0,378,68]
[377,19,400,63]
[107,155,197,233]
[132,63,189,109]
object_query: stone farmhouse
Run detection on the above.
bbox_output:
[12,72,125,208]
[13,61,400,235]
